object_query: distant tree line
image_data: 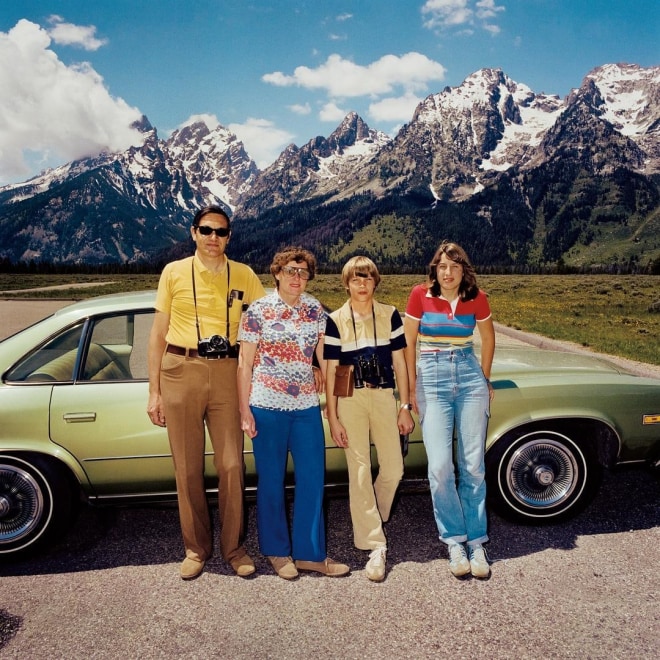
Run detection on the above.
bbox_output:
[0,255,657,276]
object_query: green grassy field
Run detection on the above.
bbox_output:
[1,273,658,365]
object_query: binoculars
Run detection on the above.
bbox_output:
[354,354,388,388]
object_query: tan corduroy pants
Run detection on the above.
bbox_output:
[337,387,404,550]
[160,352,246,563]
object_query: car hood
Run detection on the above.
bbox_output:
[491,346,627,379]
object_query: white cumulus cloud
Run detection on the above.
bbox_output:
[319,102,348,123]
[180,113,221,130]
[368,93,423,123]
[422,0,504,33]
[0,19,144,185]
[228,118,294,169]
[46,14,108,50]
[263,52,446,98]
[289,103,312,115]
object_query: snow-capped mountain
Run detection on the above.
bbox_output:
[0,63,657,266]
[163,121,258,210]
[0,117,258,262]
[308,64,658,207]
[237,112,390,216]
[578,63,660,171]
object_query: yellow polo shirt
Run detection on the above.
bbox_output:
[155,255,265,348]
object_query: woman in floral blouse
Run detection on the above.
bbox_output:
[237,246,350,580]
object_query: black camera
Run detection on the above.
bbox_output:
[353,354,388,388]
[197,334,230,358]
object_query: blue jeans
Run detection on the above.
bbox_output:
[251,405,326,561]
[416,348,490,546]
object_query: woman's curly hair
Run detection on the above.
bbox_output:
[270,246,317,287]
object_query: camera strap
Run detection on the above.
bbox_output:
[191,258,231,344]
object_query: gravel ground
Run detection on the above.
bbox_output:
[1,298,659,658]
[1,474,658,659]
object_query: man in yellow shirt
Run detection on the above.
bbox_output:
[147,205,265,580]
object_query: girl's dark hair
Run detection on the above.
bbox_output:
[193,205,231,228]
[427,241,479,301]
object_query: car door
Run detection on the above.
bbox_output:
[48,310,177,498]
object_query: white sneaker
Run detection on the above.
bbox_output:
[365,546,387,582]
[448,542,470,578]
[468,544,490,578]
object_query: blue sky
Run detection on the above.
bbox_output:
[1,1,658,185]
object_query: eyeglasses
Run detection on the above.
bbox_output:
[196,225,230,237]
[281,266,311,280]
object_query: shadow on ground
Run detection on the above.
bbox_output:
[1,466,657,579]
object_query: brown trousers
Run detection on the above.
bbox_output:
[160,351,246,563]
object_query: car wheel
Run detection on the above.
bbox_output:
[0,454,75,557]
[486,429,601,523]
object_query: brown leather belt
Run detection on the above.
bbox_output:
[166,344,237,359]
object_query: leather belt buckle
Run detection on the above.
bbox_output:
[166,344,237,359]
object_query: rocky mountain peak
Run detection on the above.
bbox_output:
[328,112,376,150]
[236,113,390,216]
[130,115,155,134]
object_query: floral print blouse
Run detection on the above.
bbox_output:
[239,291,326,411]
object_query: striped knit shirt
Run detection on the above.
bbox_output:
[323,300,405,389]
[405,284,491,352]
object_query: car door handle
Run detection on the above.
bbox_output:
[62,412,97,423]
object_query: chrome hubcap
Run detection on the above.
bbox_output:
[534,466,555,486]
[506,438,579,508]
[0,465,44,543]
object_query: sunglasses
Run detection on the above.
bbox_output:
[196,225,230,237]
[281,266,311,280]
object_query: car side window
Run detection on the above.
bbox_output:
[4,310,155,384]
[5,324,85,383]
[82,311,154,382]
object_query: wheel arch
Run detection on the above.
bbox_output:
[0,452,82,557]
[484,417,621,523]
[487,416,621,469]
[1,450,84,500]
[0,445,90,494]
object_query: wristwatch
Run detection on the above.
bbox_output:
[400,403,413,411]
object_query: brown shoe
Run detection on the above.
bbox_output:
[180,557,205,580]
[268,556,299,580]
[294,557,350,577]
[230,554,256,578]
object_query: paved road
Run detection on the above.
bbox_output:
[1,299,659,658]
[1,472,658,659]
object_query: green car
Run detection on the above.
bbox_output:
[1,291,659,558]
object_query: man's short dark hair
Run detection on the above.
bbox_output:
[193,205,231,228]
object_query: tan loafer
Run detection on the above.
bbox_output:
[268,556,298,580]
[294,557,350,577]
[230,554,256,578]
[180,557,205,580]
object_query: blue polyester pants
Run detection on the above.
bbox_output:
[251,405,326,561]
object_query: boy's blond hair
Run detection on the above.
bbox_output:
[341,256,381,291]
